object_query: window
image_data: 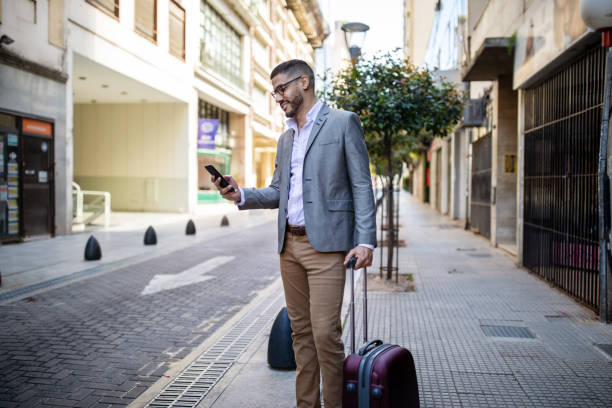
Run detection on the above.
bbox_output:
[253,85,269,115]
[198,100,230,149]
[87,0,119,17]
[255,0,269,19]
[200,0,243,89]
[169,0,185,60]
[252,38,269,68]
[135,0,157,41]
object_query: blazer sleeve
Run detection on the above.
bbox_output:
[239,137,282,210]
[344,112,377,247]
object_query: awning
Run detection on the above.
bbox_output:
[462,37,513,81]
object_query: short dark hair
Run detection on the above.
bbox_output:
[270,59,315,91]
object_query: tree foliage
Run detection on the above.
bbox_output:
[320,52,464,180]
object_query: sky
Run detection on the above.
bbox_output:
[324,0,405,57]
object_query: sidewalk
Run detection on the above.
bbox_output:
[169,192,612,408]
[0,203,275,303]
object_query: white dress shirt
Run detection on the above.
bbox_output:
[237,100,373,251]
[285,101,323,226]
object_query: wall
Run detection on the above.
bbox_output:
[468,0,526,61]
[490,75,518,247]
[0,0,66,69]
[73,103,189,212]
[451,129,469,221]
[411,156,426,202]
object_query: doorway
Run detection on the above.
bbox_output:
[22,134,53,236]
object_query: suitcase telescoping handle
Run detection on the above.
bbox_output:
[347,257,368,355]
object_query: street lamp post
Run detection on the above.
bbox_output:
[341,22,370,65]
[579,0,612,322]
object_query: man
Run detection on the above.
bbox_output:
[213,59,376,408]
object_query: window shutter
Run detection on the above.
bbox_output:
[87,0,119,17]
[169,1,185,59]
[135,0,156,40]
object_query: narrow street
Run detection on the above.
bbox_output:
[0,216,279,407]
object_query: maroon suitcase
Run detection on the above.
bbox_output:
[342,258,419,408]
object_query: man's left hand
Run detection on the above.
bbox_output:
[344,246,373,270]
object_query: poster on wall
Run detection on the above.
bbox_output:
[8,161,17,176]
[7,199,17,209]
[198,119,219,150]
[8,210,18,222]
[514,0,589,89]
[0,185,7,201]
[0,141,4,178]
[8,186,18,199]
[8,222,18,234]
[7,134,18,147]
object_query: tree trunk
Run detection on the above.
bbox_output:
[386,137,395,280]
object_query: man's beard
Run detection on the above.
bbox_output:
[282,92,303,118]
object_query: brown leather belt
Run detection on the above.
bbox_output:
[287,224,307,236]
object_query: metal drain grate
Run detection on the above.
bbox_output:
[467,253,492,258]
[146,291,284,407]
[481,325,536,339]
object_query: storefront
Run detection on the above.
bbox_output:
[0,112,55,242]
[197,100,232,203]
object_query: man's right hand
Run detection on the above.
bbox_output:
[212,175,241,202]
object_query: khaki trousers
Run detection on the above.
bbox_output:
[280,231,346,408]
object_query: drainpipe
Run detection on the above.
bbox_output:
[601,48,612,323]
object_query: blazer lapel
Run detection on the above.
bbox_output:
[282,128,295,181]
[304,104,330,157]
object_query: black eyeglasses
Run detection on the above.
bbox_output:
[271,75,303,98]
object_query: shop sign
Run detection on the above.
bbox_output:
[198,119,218,150]
[22,119,52,136]
[514,0,589,89]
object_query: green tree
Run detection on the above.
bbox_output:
[320,52,464,279]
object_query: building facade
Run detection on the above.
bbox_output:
[0,0,326,242]
[412,0,610,319]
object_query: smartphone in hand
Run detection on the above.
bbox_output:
[205,165,236,193]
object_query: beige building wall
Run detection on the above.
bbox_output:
[404,0,437,67]
[73,103,189,212]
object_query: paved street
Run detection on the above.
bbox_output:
[0,211,279,408]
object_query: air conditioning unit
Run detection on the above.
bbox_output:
[462,97,485,127]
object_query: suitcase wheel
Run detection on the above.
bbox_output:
[371,387,382,399]
[345,382,356,393]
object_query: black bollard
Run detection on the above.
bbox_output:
[220,215,229,227]
[144,226,157,245]
[267,307,296,369]
[84,235,102,260]
[186,219,196,235]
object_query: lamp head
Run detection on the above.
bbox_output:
[341,22,370,64]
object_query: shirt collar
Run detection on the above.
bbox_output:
[286,100,323,132]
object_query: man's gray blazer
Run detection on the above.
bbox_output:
[239,103,377,254]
